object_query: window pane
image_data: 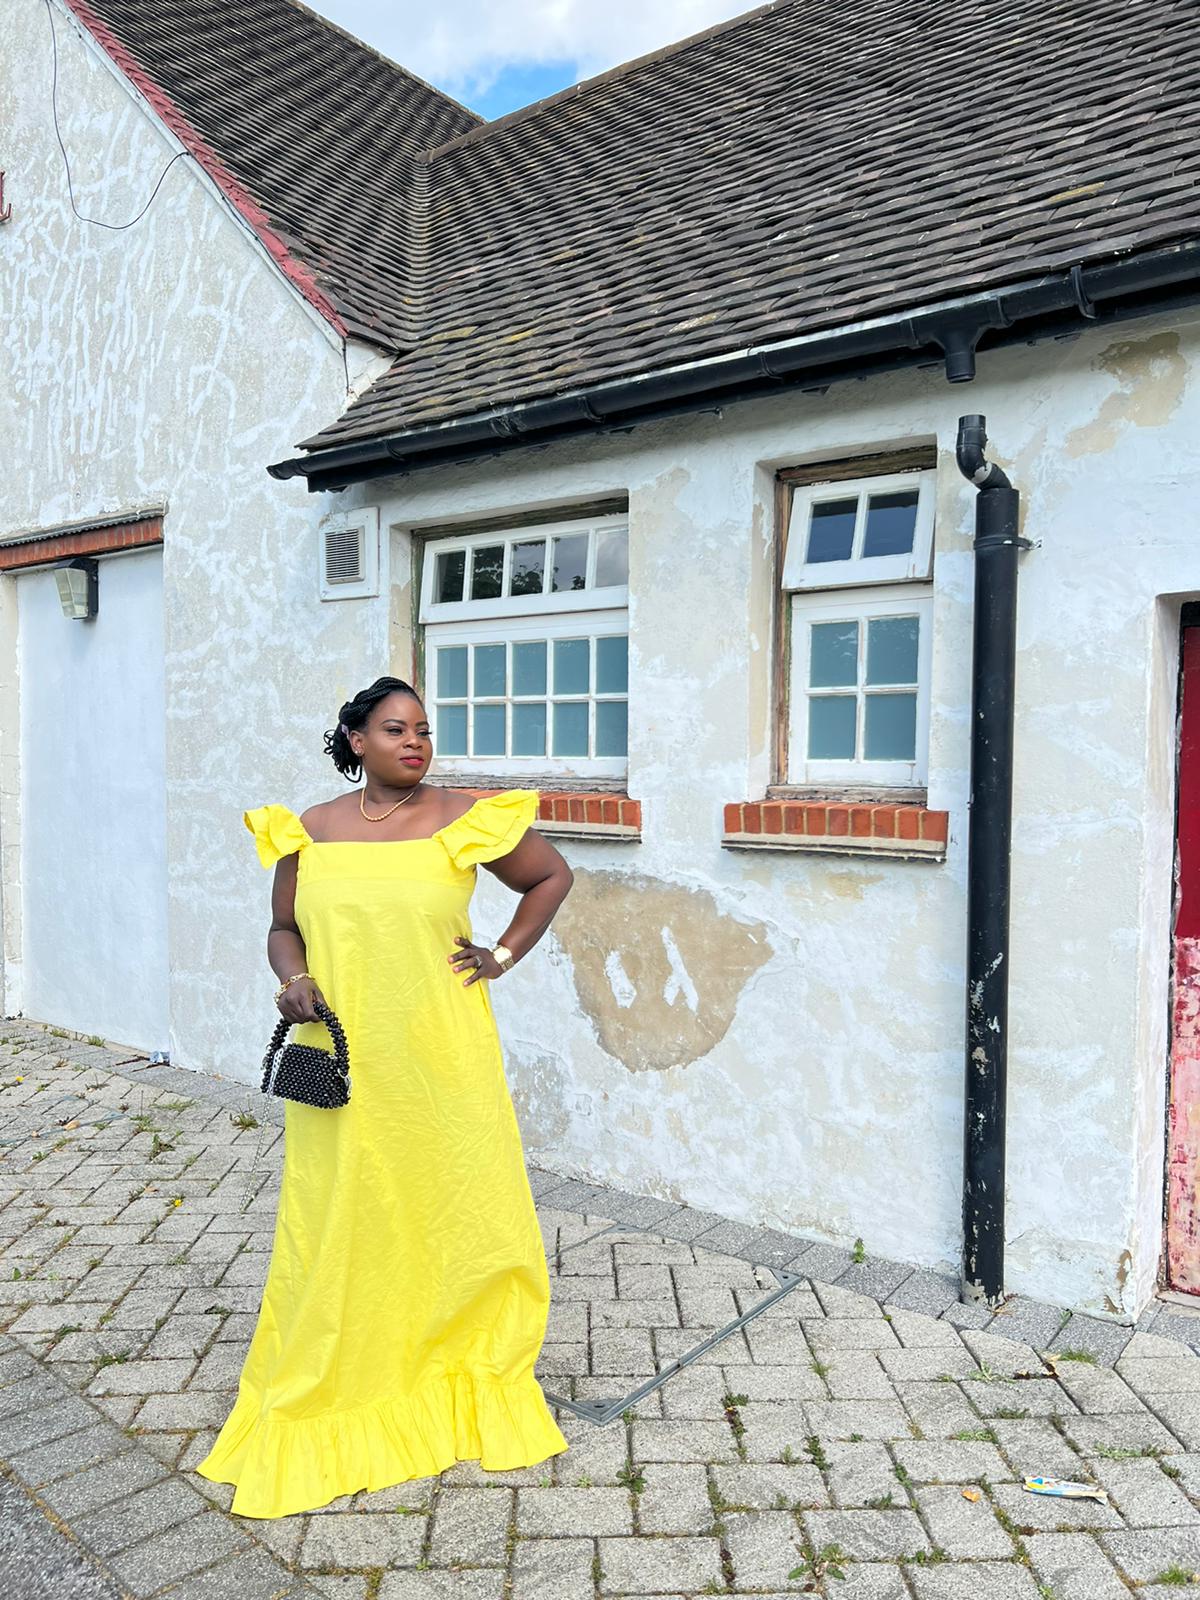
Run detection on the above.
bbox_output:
[552,701,589,756]
[596,634,628,693]
[437,703,467,755]
[809,621,858,688]
[513,640,547,696]
[435,548,465,604]
[509,539,546,596]
[473,703,506,756]
[471,544,504,600]
[473,643,506,697]
[863,490,919,558]
[864,693,917,759]
[595,527,629,587]
[512,702,547,756]
[866,615,919,685]
[596,700,628,756]
[805,498,857,564]
[808,695,857,759]
[551,533,589,592]
[437,645,468,699]
[553,637,590,695]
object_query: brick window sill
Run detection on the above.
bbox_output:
[723,799,948,861]
[461,787,641,842]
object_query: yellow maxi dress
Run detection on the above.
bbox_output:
[193,789,569,1518]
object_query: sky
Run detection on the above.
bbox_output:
[303,0,755,120]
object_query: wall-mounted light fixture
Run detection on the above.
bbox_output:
[54,557,99,620]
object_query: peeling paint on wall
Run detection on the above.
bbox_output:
[553,868,772,1071]
[1065,333,1187,457]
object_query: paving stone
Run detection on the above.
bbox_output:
[158,1545,315,1600]
[835,1260,914,1301]
[1117,1357,1200,1393]
[656,1364,732,1418]
[0,1391,100,1455]
[1052,1359,1149,1413]
[915,1483,1015,1557]
[1136,1310,1200,1351]
[72,1478,210,1556]
[1024,1531,1130,1600]
[822,1353,897,1401]
[988,1418,1084,1478]
[8,1421,136,1487]
[896,1379,984,1440]
[880,1309,965,1349]
[300,1511,426,1568]
[812,1283,886,1319]
[427,1485,510,1563]
[991,1480,1123,1531]
[106,1510,247,1596]
[985,1297,1070,1349]
[961,1330,1047,1377]
[804,1400,910,1440]
[1058,1410,1181,1455]
[86,1356,195,1396]
[730,1364,827,1403]
[0,1369,64,1418]
[744,1321,818,1364]
[877,1347,979,1382]
[654,1206,728,1243]
[551,1415,629,1483]
[722,1509,808,1587]
[636,1462,715,1532]
[1100,1526,1200,1581]
[135,1390,234,1430]
[803,1507,930,1558]
[1049,1316,1133,1367]
[738,1401,812,1462]
[893,1439,1010,1483]
[906,1567,1042,1599]
[597,1533,723,1592]
[517,1485,632,1536]
[378,1572,505,1600]
[790,1243,855,1283]
[832,1570,912,1600]
[511,1535,595,1600]
[1139,1392,1200,1449]
[821,1440,900,1507]
[941,1300,996,1330]
[712,1461,828,1512]
[805,1318,900,1352]
[970,1378,1078,1418]
[631,1417,738,1463]
[1122,1330,1198,1360]
[1087,1456,1200,1526]
[36,1447,168,1520]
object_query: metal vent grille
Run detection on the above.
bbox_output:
[323,523,364,585]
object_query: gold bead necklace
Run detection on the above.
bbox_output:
[359,785,418,823]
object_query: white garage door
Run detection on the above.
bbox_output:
[19,548,169,1051]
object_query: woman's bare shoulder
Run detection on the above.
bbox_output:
[436,787,482,825]
[299,795,354,842]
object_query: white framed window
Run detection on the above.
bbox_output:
[788,588,933,785]
[419,514,628,778]
[318,506,379,600]
[783,470,934,590]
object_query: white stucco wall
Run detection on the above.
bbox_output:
[1,1,392,1067]
[314,311,1200,1319]
[19,549,169,1049]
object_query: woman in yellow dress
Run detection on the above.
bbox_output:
[194,674,574,1518]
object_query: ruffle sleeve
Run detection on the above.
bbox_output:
[243,804,313,869]
[438,789,539,870]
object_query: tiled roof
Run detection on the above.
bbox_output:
[65,0,480,347]
[68,0,1200,457]
[300,0,1200,451]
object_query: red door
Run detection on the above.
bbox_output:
[1168,623,1200,1292]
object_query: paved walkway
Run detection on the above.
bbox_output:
[2,1019,1200,1599]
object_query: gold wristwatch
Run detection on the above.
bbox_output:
[490,943,515,973]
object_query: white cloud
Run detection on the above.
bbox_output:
[303,0,752,96]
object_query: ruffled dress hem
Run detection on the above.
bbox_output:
[193,1368,570,1518]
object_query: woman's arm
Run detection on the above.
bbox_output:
[267,852,326,1021]
[448,829,574,987]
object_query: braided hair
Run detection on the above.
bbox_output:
[323,676,425,782]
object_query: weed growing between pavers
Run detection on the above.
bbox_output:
[790,1540,849,1586]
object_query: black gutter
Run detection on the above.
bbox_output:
[956,415,1029,1308]
[268,238,1200,493]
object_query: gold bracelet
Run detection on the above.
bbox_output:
[274,972,311,1001]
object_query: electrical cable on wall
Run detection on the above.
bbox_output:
[44,0,194,230]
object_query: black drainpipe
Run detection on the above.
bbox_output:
[956,415,1029,1307]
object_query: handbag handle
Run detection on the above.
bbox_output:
[263,997,350,1080]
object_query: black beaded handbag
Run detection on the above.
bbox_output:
[261,999,352,1108]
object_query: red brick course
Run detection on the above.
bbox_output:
[724,798,948,852]
[461,788,641,832]
[0,517,163,572]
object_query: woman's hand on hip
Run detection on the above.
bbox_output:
[276,977,326,1023]
[449,935,502,987]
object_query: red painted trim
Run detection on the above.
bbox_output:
[1167,626,1200,1293]
[0,516,163,571]
[60,0,348,338]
